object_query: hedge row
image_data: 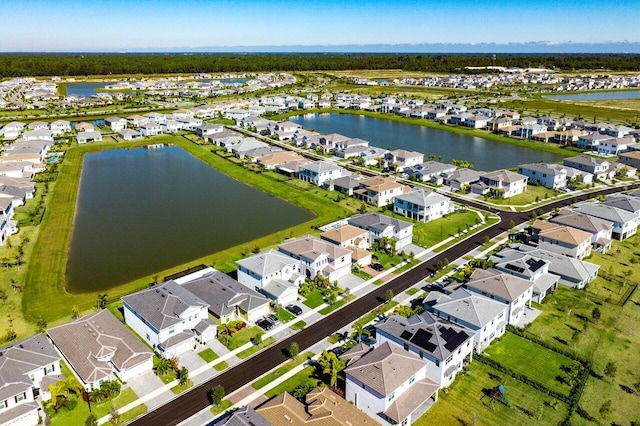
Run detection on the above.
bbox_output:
[506,325,588,366]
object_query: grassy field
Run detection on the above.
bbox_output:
[14,133,361,329]
[484,332,582,396]
[412,210,483,248]
[50,387,140,426]
[264,366,321,398]
[198,348,219,363]
[415,362,570,426]
[487,185,560,206]
[252,351,314,390]
[237,336,276,359]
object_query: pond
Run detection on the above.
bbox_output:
[543,90,640,101]
[65,83,107,97]
[66,146,314,292]
[289,113,564,170]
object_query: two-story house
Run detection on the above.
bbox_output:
[393,188,454,223]
[297,161,346,186]
[347,212,414,251]
[518,163,567,190]
[278,235,352,282]
[477,169,528,198]
[531,220,593,260]
[550,209,613,253]
[572,201,639,240]
[354,176,409,207]
[563,156,614,181]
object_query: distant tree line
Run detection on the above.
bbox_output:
[0,53,639,77]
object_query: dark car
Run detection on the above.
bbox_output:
[257,319,273,330]
[370,263,384,272]
[330,346,347,356]
[267,314,280,325]
[286,304,303,316]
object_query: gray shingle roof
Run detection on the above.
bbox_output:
[236,249,298,278]
[425,288,506,329]
[466,269,533,301]
[279,235,351,262]
[395,188,450,207]
[551,209,613,233]
[348,212,412,233]
[573,201,638,225]
[123,281,208,331]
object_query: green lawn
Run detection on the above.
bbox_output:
[252,352,314,389]
[227,327,264,350]
[415,362,569,426]
[213,361,229,371]
[413,210,482,248]
[353,300,397,328]
[198,348,219,363]
[210,400,233,416]
[488,185,560,206]
[406,288,420,296]
[318,295,355,315]
[277,308,296,323]
[50,387,139,426]
[371,251,404,269]
[264,366,321,398]
[484,332,582,396]
[302,289,325,309]
[171,379,194,394]
[237,336,276,359]
[291,320,306,330]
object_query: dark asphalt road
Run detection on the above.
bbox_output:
[130,183,635,426]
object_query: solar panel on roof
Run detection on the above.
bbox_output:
[440,326,469,352]
[410,329,437,353]
[400,330,413,341]
[526,258,546,272]
[504,263,525,273]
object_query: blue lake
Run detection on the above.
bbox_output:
[289,113,565,170]
[65,83,107,97]
[67,146,314,292]
[543,90,640,101]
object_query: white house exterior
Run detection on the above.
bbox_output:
[50,120,71,135]
[344,342,439,426]
[393,189,454,223]
[297,161,345,186]
[518,163,567,189]
[464,269,533,326]
[563,156,614,181]
[354,176,408,207]
[572,201,639,241]
[76,131,102,144]
[532,220,593,260]
[384,150,424,169]
[348,212,414,251]
[196,124,224,138]
[236,249,303,306]
[47,310,153,390]
[122,281,211,358]
[140,123,163,136]
[278,235,352,282]
[0,335,61,426]
[479,169,528,198]
[424,288,508,352]
[104,117,127,132]
[376,312,474,388]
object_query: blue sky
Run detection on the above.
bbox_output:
[1,0,639,51]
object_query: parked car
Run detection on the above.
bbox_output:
[370,263,384,272]
[286,304,303,316]
[330,346,347,356]
[257,319,273,330]
[267,314,280,325]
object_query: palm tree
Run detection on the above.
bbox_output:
[47,381,68,413]
[351,323,370,343]
[317,350,345,390]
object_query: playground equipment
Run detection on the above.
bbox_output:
[480,384,511,408]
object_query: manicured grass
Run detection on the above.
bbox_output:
[21,134,359,324]
[484,332,582,396]
[291,320,306,330]
[394,259,420,273]
[487,185,559,206]
[352,269,373,281]
[50,387,139,426]
[415,362,569,426]
[371,251,404,269]
[171,379,194,394]
[237,337,276,359]
[302,289,325,309]
[318,295,355,315]
[227,327,264,350]
[264,366,321,398]
[252,351,314,389]
[406,288,420,296]
[413,210,482,248]
[353,300,397,328]
[198,348,219,363]
[213,361,229,371]
[118,403,148,424]
[277,308,296,323]
[210,400,233,416]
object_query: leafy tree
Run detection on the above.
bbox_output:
[385,289,394,302]
[179,366,189,386]
[317,350,345,389]
[394,305,414,318]
[85,414,98,426]
[4,328,16,342]
[211,385,225,407]
[591,307,601,321]
[71,306,80,319]
[604,362,617,382]
[96,293,108,310]
[155,357,172,376]
[289,342,300,360]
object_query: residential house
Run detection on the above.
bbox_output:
[278,235,352,282]
[549,209,613,253]
[181,271,270,325]
[576,133,611,150]
[515,124,547,139]
[1,122,26,140]
[76,131,102,144]
[602,194,640,216]
[463,269,533,325]
[126,115,148,128]
[21,129,54,142]
[393,189,454,223]
[256,151,305,170]
[531,220,593,260]
[117,128,141,141]
[320,225,372,267]
[324,175,362,196]
[298,161,346,186]
[492,253,560,303]
[597,136,635,155]
[162,120,182,133]
[347,213,414,251]
[257,386,376,425]
[354,176,408,207]
[196,124,224,138]
[143,112,167,124]
[140,122,163,136]
[518,163,567,189]
[47,310,153,390]
[384,150,424,169]
[424,288,508,352]
[375,312,474,388]
[572,201,639,240]
[317,133,351,151]
[74,122,94,133]
[404,161,456,184]
[219,406,270,426]
[50,120,71,135]
[227,138,269,159]
[618,151,640,170]
[236,249,303,306]
[563,156,614,180]
[464,114,490,129]
[122,281,211,358]
[441,168,481,191]
[0,335,61,426]
[477,169,528,198]
[104,117,127,132]
[488,117,513,132]
[176,117,203,131]
[344,342,439,426]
